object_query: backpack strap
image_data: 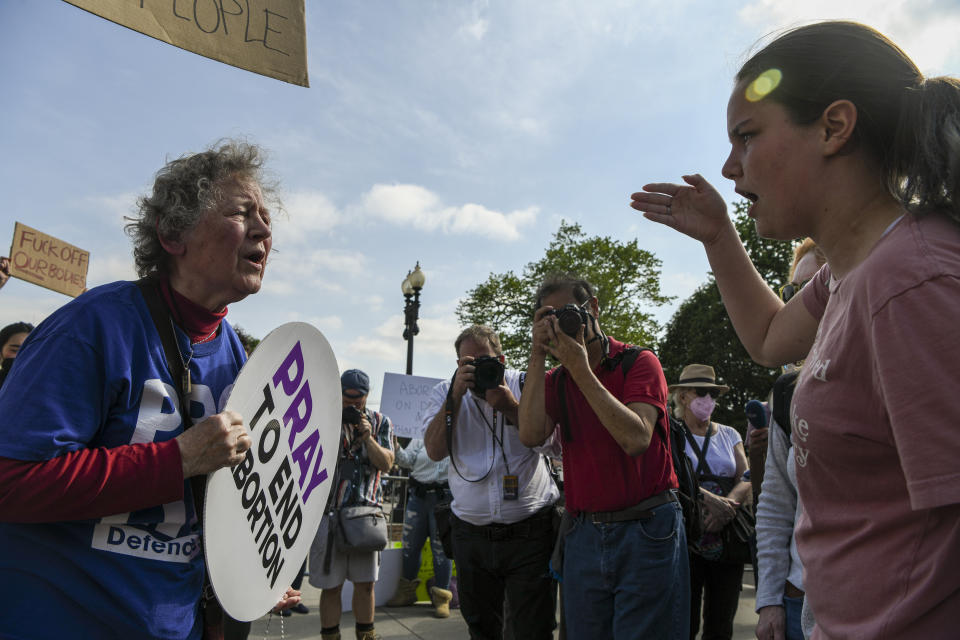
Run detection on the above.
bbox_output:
[555,345,651,443]
[772,370,799,438]
[683,423,715,477]
[617,346,643,375]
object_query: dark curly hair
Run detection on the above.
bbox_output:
[534,274,595,311]
[124,139,277,277]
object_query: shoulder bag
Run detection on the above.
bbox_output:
[336,505,388,552]
[684,424,755,564]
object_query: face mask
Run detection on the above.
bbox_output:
[689,395,716,421]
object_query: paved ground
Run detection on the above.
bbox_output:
[247,571,761,639]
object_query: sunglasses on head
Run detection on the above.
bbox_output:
[779,280,808,303]
[694,388,720,398]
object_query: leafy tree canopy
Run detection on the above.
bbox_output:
[232,325,261,355]
[658,201,796,433]
[456,221,673,367]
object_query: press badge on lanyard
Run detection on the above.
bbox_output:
[503,475,519,500]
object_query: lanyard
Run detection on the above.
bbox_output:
[471,397,511,476]
[444,379,509,483]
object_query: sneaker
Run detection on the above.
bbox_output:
[291,602,309,614]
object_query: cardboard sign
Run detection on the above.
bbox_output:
[379,373,444,438]
[8,222,89,297]
[64,0,309,87]
[205,322,340,620]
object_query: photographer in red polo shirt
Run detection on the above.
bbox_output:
[519,275,689,640]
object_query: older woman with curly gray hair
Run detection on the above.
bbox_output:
[0,139,299,639]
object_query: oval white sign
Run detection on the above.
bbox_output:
[205,322,341,621]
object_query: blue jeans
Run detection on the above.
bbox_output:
[563,501,689,640]
[401,488,452,589]
[783,596,804,640]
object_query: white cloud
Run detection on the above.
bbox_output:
[416,315,464,358]
[261,248,365,297]
[0,289,65,327]
[367,295,384,312]
[85,192,138,225]
[261,278,343,297]
[277,311,344,333]
[370,312,464,362]
[662,271,705,298]
[298,249,367,274]
[273,190,343,244]
[359,183,538,241]
[341,336,399,363]
[459,14,489,41]
[86,253,138,287]
[737,0,960,73]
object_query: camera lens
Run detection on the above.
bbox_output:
[342,405,363,425]
[557,306,585,337]
[471,356,505,394]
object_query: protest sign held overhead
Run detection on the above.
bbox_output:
[64,0,309,87]
[380,372,444,438]
[205,322,340,620]
[8,222,89,298]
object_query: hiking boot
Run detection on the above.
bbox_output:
[320,631,341,640]
[385,577,419,606]
[355,629,381,640]
[430,585,453,618]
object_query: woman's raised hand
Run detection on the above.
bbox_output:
[630,174,731,245]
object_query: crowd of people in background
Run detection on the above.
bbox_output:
[1,18,958,640]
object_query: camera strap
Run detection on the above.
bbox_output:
[135,277,221,621]
[444,374,499,483]
[471,397,510,475]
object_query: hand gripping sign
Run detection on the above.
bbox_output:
[205,322,340,621]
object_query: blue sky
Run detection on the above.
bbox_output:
[2,1,959,408]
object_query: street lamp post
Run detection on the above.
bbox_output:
[401,262,425,375]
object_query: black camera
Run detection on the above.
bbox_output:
[548,304,591,338]
[342,405,364,425]
[471,355,505,394]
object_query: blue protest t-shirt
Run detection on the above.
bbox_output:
[0,281,247,640]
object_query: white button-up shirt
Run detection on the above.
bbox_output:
[422,369,560,525]
[395,438,449,485]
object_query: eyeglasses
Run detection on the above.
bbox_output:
[779,280,807,303]
[694,388,720,398]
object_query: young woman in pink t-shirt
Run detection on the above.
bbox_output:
[632,21,960,640]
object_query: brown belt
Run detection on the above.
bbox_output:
[784,580,805,599]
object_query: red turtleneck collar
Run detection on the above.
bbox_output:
[158,274,227,344]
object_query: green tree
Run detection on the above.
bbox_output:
[232,325,261,355]
[456,221,673,367]
[658,201,795,433]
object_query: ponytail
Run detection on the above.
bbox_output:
[893,76,960,224]
[738,22,960,226]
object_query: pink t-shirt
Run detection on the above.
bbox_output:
[794,212,960,639]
